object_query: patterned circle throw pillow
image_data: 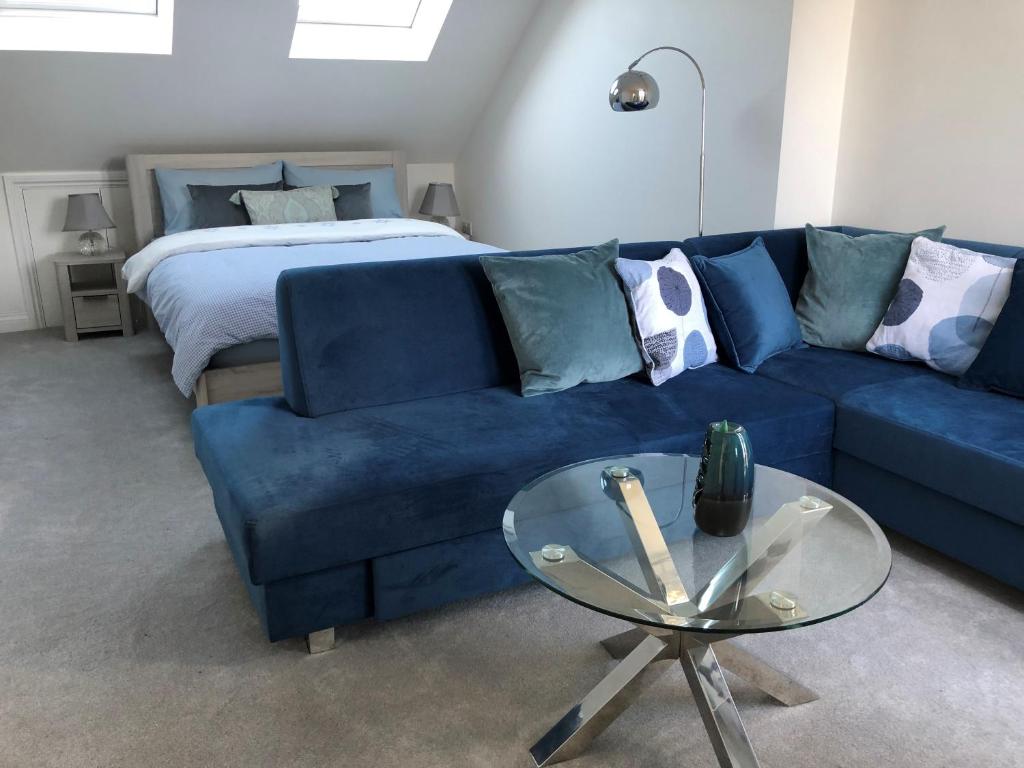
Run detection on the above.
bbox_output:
[867,237,1015,375]
[615,248,718,385]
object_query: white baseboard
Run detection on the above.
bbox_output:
[0,313,34,333]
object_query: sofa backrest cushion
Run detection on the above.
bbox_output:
[837,226,1024,260]
[277,240,685,417]
[682,225,1023,305]
[681,227,838,303]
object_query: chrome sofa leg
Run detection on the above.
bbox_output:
[306,627,335,654]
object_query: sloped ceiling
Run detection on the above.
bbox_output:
[0,0,541,171]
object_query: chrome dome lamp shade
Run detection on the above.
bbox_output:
[610,46,707,236]
[609,69,660,112]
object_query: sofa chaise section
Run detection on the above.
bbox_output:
[753,345,1024,589]
[191,240,836,644]
[834,376,1024,588]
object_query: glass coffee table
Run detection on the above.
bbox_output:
[503,453,891,768]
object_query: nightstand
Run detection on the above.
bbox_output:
[54,251,134,342]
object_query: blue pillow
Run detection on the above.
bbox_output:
[283,162,404,218]
[689,237,804,372]
[155,162,283,235]
[959,259,1024,398]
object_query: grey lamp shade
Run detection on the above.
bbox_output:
[418,182,460,217]
[63,193,115,232]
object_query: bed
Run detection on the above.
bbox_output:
[124,151,502,406]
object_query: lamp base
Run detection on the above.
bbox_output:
[78,231,105,257]
[428,215,455,228]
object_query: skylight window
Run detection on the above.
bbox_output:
[290,0,452,61]
[296,0,421,28]
[0,0,172,54]
[0,1,155,13]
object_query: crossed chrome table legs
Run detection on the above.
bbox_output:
[527,467,831,767]
[531,625,818,768]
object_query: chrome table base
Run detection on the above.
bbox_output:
[531,626,818,767]
[527,469,828,766]
[601,626,818,707]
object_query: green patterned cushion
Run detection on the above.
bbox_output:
[230,185,339,225]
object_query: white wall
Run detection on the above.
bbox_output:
[773,0,855,228]
[0,0,539,172]
[455,0,794,250]
[832,0,1024,243]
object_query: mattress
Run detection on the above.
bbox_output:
[207,339,280,369]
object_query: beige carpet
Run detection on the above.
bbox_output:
[1,328,1022,767]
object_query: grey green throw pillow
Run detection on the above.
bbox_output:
[286,182,373,221]
[480,240,642,396]
[796,224,945,350]
[230,185,339,225]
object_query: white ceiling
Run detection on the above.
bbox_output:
[0,0,542,171]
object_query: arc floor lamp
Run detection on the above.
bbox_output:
[609,46,706,236]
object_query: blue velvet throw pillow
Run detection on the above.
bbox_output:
[480,240,643,396]
[959,259,1024,398]
[689,237,804,373]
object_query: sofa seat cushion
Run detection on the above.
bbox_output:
[835,375,1024,526]
[755,346,937,401]
[627,363,834,464]
[192,366,834,585]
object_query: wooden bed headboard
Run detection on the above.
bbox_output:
[125,150,408,249]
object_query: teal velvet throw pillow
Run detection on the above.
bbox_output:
[796,224,945,350]
[480,240,642,396]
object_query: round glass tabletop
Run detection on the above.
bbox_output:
[503,453,891,634]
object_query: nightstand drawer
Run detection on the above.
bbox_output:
[73,295,121,329]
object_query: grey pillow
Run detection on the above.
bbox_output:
[480,240,643,396]
[187,182,283,230]
[285,182,373,221]
[796,224,945,350]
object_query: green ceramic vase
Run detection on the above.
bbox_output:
[693,420,755,537]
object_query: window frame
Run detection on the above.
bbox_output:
[0,0,172,54]
[0,1,157,15]
[295,0,422,29]
[289,0,452,62]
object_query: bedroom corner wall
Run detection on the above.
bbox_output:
[454,0,794,251]
[831,0,1024,243]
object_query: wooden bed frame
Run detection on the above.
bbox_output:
[125,150,408,407]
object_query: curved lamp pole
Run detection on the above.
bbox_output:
[609,46,706,237]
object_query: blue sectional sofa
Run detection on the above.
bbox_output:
[191,227,1024,645]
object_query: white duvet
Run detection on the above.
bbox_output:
[120,219,503,395]
[122,218,465,293]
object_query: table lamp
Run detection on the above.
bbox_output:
[418,182,460,227]
[63,193,115,257]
